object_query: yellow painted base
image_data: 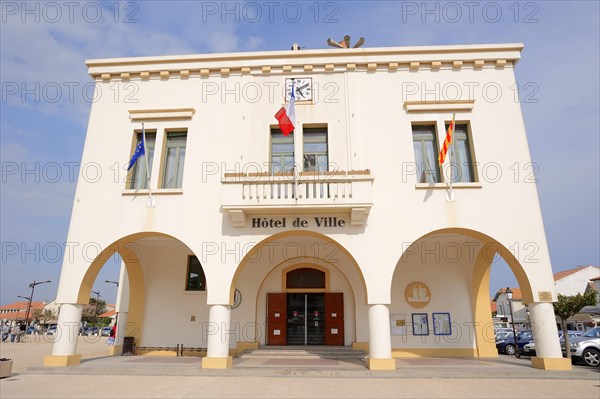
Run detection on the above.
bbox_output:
[136,350,177,356]
[43,354,82,367]
[392,348,477,358]
[236,341,259,356]
[109,345,123,356]
[202,356,233,369]
[531,357,572,371]
[476,345,499,358]
[367,357,396,370]
[352,342,369,352]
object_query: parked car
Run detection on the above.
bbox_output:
[495,331,514,342]
[521,331,581,357]
[26,326,36,334]
[100,327,112,336]
[562,326,600,367]
[496,330,534,355]
[45,325,57,335]
[85,326,100,336]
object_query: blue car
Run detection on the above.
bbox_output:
[496,330,534,355]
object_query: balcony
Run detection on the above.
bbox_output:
[222,170,374,227]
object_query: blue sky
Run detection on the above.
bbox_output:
[1,1,599,306]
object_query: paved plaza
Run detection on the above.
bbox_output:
[1,337,599,398]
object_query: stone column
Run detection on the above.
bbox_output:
[43,303,84,366]
[109,311,128,356]
[529,302,571,370]
[202,304,233,369]
[110,262,129,356]
[367,304,395,370]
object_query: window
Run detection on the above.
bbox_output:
[162,131,187,188]
[446,123,475,182]
[412,124,440,183]
[186,255,206,291]
[128,132,156,189]
[303,127,328,173]
[286,268,326,289]
[271,128,295,174]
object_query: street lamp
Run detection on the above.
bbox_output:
[105,280,119,327]
[505,287,520,358]
[24,280,51,328]
[91,290,101,334]
[17,296,31,325]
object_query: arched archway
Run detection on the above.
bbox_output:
[231,230,368,303]
[46,231,210,365]
[229,230,368,348]
[390,227,535,358]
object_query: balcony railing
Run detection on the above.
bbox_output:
[221,170,373,227]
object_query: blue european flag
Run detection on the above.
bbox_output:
[127,135,145,171]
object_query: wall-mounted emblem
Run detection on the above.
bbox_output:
[404,282,431,309]
[232,289,242,309]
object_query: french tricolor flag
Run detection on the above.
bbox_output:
[274,84,296,136]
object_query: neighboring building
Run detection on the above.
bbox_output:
[554,266,600,296]
[492,288,528,330]
[554,266,600,330]
[0,301,45,324]
[46,42,569,371]
[493,266,600,332]
[591,276,600,305]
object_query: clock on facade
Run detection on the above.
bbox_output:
[286,78,313,102]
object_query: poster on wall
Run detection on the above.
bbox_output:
[390,314,406,336]
[412,313,429,336]
[433,313,452,335]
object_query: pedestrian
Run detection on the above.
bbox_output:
[107,324,116,345]
[10,324,19,343]
[1,324,9,342]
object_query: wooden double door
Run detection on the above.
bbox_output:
[267,293,344,346]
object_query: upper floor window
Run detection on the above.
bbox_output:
[412,124,440,183]
[128,131,156,189]
[446,123,475,183]
[303,127,328,173]
[162,131,187,188]
[186,255,206,291]
[271,128,295,174]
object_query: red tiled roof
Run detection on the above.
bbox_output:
[99,310,116,318]
[0,311,30,320]
[553,265,599,281]
[0,301,45,311]
[490,301,497,313]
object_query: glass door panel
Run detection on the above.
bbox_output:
[286,293,325,345]
[286,294,306,345]
[306,294,325,345]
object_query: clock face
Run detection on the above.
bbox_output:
[286,78,312,102]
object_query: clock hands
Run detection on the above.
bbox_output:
[288,80,311,100]
[296,82,310,97]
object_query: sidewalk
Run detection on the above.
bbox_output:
[1,338,599,398]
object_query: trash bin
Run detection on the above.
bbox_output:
[122,336,135,355]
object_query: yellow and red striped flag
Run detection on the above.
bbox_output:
[438,113,456,165]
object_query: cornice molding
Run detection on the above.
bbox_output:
[87,44,522,82]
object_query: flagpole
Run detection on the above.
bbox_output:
[445,113,456,202]
[142,123,155,208]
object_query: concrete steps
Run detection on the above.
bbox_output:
[240,346,366,360]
